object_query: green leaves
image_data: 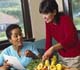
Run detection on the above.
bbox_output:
[26,59,41,70]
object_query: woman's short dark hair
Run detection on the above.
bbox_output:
[6,24,21,39]
[39,0,60,23]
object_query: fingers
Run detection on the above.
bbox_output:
[42,55,45,61]
[3,60,10,68]
[25,50,33,57]
[4,60,8,66]
[42,55,49,61]
[4,60,12,67]
[25,50,30,55]
[4,60,8,63]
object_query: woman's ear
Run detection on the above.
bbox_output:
[9,39,12,43]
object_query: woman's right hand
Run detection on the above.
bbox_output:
[0,65,9,70]
[0,60,11,70]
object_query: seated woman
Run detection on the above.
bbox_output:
[0,24,41,70]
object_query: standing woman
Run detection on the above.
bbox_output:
[39,0,80,69]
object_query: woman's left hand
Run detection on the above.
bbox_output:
[24,50,34,57]
[42,47,54,61]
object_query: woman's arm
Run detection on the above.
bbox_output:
[42,43,63,61]
[51,43,63,51]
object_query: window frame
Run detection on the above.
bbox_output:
[63,0,80,32]
[63,0,73,18]
[21,0,33,39]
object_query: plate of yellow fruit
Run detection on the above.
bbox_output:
[26,55,78,70]
[34,55,63,70]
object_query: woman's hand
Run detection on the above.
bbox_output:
[0,65,9,70]
[0,66,7,70]
[42,43,63,61]
[25,50,36,58]
[25,50,41,59]
[42,47,54,61]
[0,60,11,70]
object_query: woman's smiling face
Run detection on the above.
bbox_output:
[42,11,56,23]
[9,28,23,48]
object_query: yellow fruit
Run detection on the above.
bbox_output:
[51,60,56,65]
[42,66,48,70]
[51,56,57,61]
[37,62,43,70]
[56,64,62,70]
[51,55,57,65]
[50,65,56,70]
[45,59,50,66]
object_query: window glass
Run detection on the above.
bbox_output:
[0,0,25,41]
[72,0,80,30]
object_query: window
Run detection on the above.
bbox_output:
[0,0,24,41]
[63,0,80,31]
[0,0,33,49]
[71,0,80,30]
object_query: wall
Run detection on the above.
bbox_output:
[28,0,63,41]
